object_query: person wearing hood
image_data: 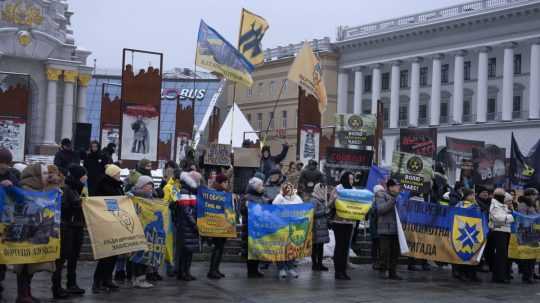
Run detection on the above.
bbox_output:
[180,147,198,172]
[310,182,330,272]
[125,159,152,192]
[265,168,286,202]
[54,138,82,177]
[374,178,402,280]
[241,177,270,278]
[431,163,449,203]
[489,188,514,284]
[272,182,303,279]
[52,165,88,298]
[82,141,107,196]
[328,172,356,280]
[298,160,323,200]
[15,164,63,303]
[129,176,156,289]
[173,170,202,281]
[92,164,124,293]
[517,188,539,284]
[260,143,289,180]
[207,174,230,280]
[101,143,116,165]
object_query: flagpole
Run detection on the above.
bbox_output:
[230,83,237,149]
[262,80,286,146]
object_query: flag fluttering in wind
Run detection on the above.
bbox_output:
[238,9,269,66]
[287,42,328,113]
[196,20,254,87]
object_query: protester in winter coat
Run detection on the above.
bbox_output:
[54,138,82,176]
[265,168,286,201]
[101,143,116,165]
[241,177,270,278]
[173,171,202,281]
[298,160,323,199]
[489,188,514,284]
[92,164,124,293]
[310,183,330,272]
[453,188,481,282]
[285,161,300,188]
[129,176,156,289]
[82,141,107,196]
[125,159,152,192]
[374,178,402,280]
[162,169,182,278]
[52,165,88,298]
[206,174,230,279]
[369,185,385,270]
[517,188,539,284]
[16,164,63,303]
[329,172,356,280]
[260,144,289,180]
[157,161,178,198]
[273,182,303,279]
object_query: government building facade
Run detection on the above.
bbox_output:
[335,0,540,168]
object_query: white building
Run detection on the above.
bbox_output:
[335,0,540,168]
[0,0,92,154]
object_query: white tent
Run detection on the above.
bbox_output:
[218,103,259,148]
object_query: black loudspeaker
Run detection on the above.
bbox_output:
[73,123,92,152]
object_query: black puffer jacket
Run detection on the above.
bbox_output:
[61,177,85,228]
[173,172,200,252]
[95,175,125,196]
[298,164,323,195]
[260,144,289,180]
[83,149,107,195]
[311,196,330,244]
[54,148,81,176]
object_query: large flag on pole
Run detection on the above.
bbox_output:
[196,20,254,87]
[287,42,328,113]
[510,133,535,189]
[238,8,269,66]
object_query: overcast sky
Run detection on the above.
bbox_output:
[69,0,467,70]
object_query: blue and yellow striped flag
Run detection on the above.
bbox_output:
[238,9,269,66]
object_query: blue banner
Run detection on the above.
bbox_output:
[396,193,489,265]
[248,203,313,262]
[196,187,236,238]
[366,164,389,192]
[508,211,540,259]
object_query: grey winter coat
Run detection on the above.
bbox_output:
[311,197,330,244]
[374,191,398,235]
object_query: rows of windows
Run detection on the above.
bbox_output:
[246,110,289,131]
[246,79,288,98]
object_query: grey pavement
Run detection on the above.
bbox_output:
[3,261,540,303]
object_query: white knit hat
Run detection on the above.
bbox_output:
[373,184,385,193]
[248,177,263,188]
[134,175,154,190]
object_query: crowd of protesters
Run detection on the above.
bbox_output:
[0,138,539,303]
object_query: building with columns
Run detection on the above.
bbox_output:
[0,0,92,155]
[335,0,540,168]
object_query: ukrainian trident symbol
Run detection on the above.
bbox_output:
[239,21,266,58]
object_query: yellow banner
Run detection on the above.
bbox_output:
[508,235,540,260]
[239,8,269,66]
[335,199,371,221]
[83,196,147,260]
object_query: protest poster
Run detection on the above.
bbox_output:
[472,145,506,187]
[0,187,61,264]
[175,132,193,163]
[335,188,374,221]
[396,193,489,265]
[399,128,437,159]
[233,148,259,168]
[130,197,172,267]
[445,137,485,183]
[366,165,390,192]
[196,187,236,238]
[83,196,147,260]
[0,117,26,162]
[324,147,373,186]
[334,113,376,147]
[508,212,540,260]
[204,143,231,166]
[120,104,159,161]
[100,126,119,162]
[299,126,320,165]
[391,151,433,194]
[248,203,313,262]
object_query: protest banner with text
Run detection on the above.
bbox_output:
[196,187,236,238]
[391,152,433,195]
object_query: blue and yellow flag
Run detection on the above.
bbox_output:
[396,193,489,265]
[0,186,61,264]
[196,187,236,238]
[238,8,269,66]
[335,188,373,221]
[196,20,254,87]
[248,203,313,262]
[508,211,540,260]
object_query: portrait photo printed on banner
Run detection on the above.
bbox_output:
[0,117,26,162]
[121,104,159,161]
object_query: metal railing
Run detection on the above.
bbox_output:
[263,37,333,62]
[336,0,535,41]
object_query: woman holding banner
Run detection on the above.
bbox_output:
[310,183,330,272]
[329,172,356,281]
[207,174,230,280]
[453,188,481,282]
[517,188,539,284]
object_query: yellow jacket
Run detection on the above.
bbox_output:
[163,177,181,203]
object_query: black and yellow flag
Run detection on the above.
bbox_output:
[238,8,269,66]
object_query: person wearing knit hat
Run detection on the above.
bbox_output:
[126,159,153,192]
[206,173,230,280]
[105,164,122,179]
[54,138,81,177]
[489,188,514,284]
[310,183,330,272]
[133,175,154,193]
